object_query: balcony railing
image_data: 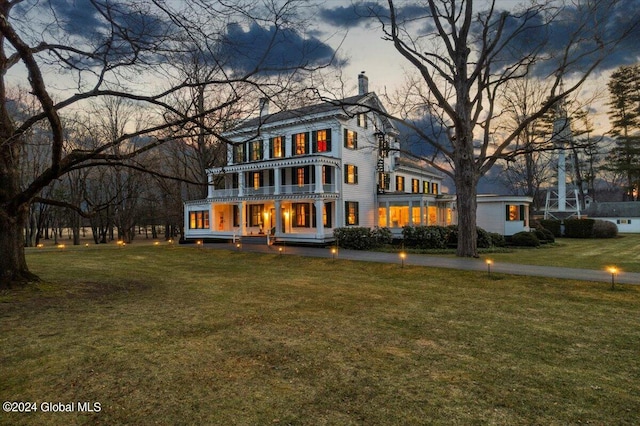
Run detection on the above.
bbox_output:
[210,184,336,198]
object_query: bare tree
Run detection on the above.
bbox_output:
[361,0,636,257]
[0,0,336,286]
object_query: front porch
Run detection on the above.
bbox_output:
[184,197,338,245]
[377,194,456,238]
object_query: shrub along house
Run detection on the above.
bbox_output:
[183,73,457,244]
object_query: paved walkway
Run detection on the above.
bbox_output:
[204,243,640,285]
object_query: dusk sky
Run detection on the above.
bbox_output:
[10,0,640,132]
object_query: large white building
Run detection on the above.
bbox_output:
[183,73,457,244]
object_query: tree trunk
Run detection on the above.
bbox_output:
[453,136,479,258]
[0,205,40,287]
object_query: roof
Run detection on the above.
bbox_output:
[584,202,640,218]
[395,156,444,178]
[225,93,397,135]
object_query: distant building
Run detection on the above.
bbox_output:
[584,202,640,233]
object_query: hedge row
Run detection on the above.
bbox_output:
[539,219,618,239]
[402,225,503,249]
[333,227,393,250]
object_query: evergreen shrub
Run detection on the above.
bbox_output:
[539,219,562,237]
[564,218,596,238]
[592,220,618,238]
[510,231,540,247]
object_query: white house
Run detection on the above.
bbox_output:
[183,73,456,244]
[584,202,640,233]
[183,73,532,244]
[476,195,533,236]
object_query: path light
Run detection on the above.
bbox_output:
[154,241,160,246]
[400,251,406,268]
[196,240,203,248]
[486,259,493,277]
[56,244,65,250]
[331,247,337,260]
[608,266,618,290]
[236,242,242,251]
[37,243,44,248]
[278,246,283,255]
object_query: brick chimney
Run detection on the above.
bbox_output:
[358,71,369,95]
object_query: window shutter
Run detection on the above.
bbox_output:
[519,205,525,221]
[343,129,348,148]
[312,203,317,228]
[505,205,510,221]
[312,131,317,153]
[326,129,332,151]
[355,202,359,225]
[354,166,358,184]
[269,137,274,158]
[353,132,358,149]
[306,132,310,154]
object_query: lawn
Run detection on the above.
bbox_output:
[1,244,639,425]
[486,234,640,273]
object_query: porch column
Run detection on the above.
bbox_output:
[384,202,390,228]
[315,199,325,239]
[207,174,213,198]
[274,200,282,235]
[419,199,425,225]
[314,164,324,193]
[408,200,414,226]
[238,172,245,197]
[237,201,246,237]
[274,168,281,195]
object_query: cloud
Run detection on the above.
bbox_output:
[320,0,640,74]
[218,23,343,75]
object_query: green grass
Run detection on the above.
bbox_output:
[1,244,639,425]
[487,234,640,272]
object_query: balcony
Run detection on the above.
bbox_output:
[210,184,337,198]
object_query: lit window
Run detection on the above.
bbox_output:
[431,182,439,194]
[412,179,420,193]
[357,113,367,128]
[250,140,263,161]
[233,144,244,163]
[345,164,358,184]
[297,167,305,187]
[189,210,210,229]
[423,181,430,194]
[293,203,309,227]
[253,172,261,189]
[270,136,284,158]
[294,133,307,155]
[315,129,331,152]
[344,129,358,149]
[506,205,524,221]
[249,204,264,227]
[396,176,405,192]
[345,201,359,226]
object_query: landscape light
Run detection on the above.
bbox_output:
[608,266,618,290]
[331,247,337,260]
[400,251,406,268]
[486,259,493,277]
[56,244,65,249]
